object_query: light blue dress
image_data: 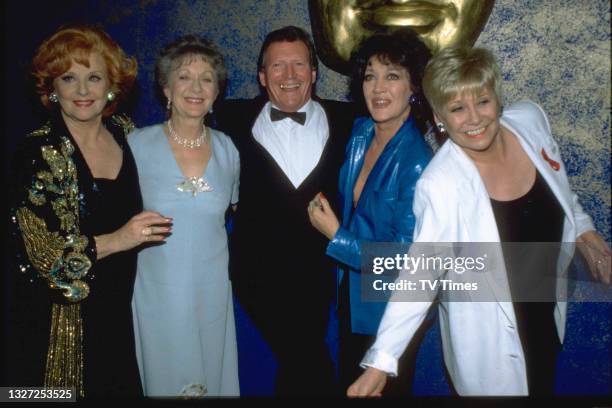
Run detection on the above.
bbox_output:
[128,124,240,397]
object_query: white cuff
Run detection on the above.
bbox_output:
[359,348,398,377]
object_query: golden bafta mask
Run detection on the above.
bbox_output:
[309,0,494,73]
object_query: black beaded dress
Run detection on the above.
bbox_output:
[6,113,143,398]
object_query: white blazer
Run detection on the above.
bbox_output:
[361,100,595,395]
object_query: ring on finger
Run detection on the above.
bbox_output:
[141,227,152,237]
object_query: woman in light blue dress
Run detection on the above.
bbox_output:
[129,35,240,397]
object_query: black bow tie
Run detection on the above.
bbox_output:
[270,107,306,125]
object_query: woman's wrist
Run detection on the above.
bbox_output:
[94,232,118,260]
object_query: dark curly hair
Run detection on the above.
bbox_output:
[350,29,437,138]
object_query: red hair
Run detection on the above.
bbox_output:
[32,24,137,116]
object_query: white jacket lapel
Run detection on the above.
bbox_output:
[448,143,517,324]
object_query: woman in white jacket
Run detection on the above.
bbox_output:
[348,47,610,396]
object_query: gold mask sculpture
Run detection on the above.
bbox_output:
[309,0,494,73]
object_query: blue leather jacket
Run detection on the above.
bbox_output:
[327,115,432,334]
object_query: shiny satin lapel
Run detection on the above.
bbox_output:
[342,119,373,228]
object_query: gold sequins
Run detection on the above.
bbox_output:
[15,207,91,303]
[28,124,51,137]
[64,252,92,280]
[45,303,84,398]
[41,146,67,181]
[15,207,64,275]
[112,114,135,136]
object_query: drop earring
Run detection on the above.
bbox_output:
[107,91,115,101]
[167,99,172,110]
[49,92,59,103]
[436,122,447,134]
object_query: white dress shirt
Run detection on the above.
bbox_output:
[252,99,329,188]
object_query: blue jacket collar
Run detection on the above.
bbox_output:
[341,114,420,226]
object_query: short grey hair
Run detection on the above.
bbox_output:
[156,35,227,94]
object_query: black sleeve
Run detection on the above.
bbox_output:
[9,134,97,304]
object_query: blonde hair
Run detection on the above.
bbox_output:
[32,24,137,116]
[423,47,502,115]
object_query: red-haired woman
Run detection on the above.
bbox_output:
[8,24,170,398]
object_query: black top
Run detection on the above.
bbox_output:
[82,154,142,397]
[490,170,565,394]
[491,170,564,298]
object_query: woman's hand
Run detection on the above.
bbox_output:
[577,230,611,284]
[347,367,387,397]
[95,211,173,259]
[307,192,340,240]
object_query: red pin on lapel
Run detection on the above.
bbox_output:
[541,148,560,171]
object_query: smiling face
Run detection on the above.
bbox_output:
[363,56,413,131]
[164,56,219,121]
[52,52,110,125]
[259,40,316,112]
[436,87,501,157]
[310,0,494,72]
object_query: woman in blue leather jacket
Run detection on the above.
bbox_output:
[308,30,440,395]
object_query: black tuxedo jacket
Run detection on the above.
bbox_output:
[215,96,355,328]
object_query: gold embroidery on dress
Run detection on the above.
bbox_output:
[15,207,65,274]
[52,198,75,231]
[66,234,89,252]
[28,190,46,206]
[112,114,135,136]
[18,135,92,301]
[56,279,90,302]
[60,137,75,156]
[41,146,67,181]
[17,133,92,397]
[28,124,51,137]
[38,139,81,236]
[37,171,54,184]
[18,118,133,397]
[15,207,92,301]
[45,303,84,398]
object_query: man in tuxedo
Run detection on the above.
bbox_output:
[215,26,354,395]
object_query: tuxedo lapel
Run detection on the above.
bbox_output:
[248,98,339,191]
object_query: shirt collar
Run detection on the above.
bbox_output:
[268,98,314,125]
